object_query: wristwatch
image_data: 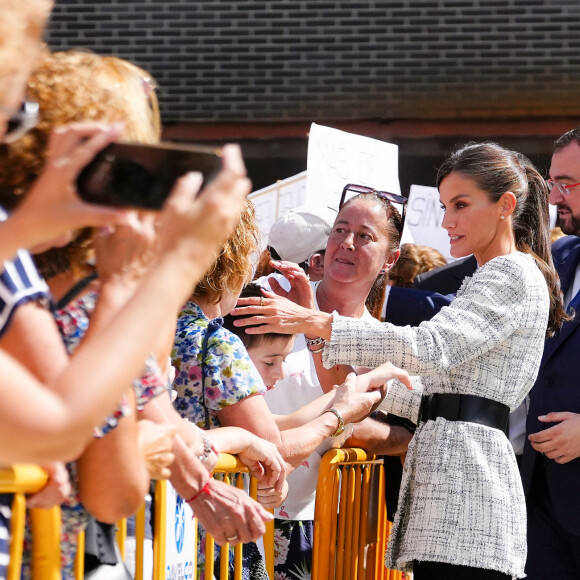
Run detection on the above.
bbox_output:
[324,407,345,437]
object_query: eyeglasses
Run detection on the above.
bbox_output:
[339,183,408,232]
[0,100,40,144]
[546,179,580,196]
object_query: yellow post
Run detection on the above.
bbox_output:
[152,481,167,580]
[30,507,62,580]
[134,502,146,580]
[116,517,127,561]
[74,531,85,580]
[0,465,49,580]
[313,449,392,580]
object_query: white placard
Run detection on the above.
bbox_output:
[405,184,451,260]
[306,123,400,211]
[164,483,197,580]
[249,171,308,248]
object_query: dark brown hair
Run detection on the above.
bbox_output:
[222,283,293,349]
[554,126,580,153]
[437,142,567,337]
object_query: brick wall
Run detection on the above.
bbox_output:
[46,1,580,123]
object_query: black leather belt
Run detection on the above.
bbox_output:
[420,393,510,434]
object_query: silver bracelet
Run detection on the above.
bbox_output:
[197,431,214,463]
[304,336,325,348]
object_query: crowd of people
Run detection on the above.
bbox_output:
[1,1,580,580]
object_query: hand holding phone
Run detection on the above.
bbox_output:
[76,141,223,210]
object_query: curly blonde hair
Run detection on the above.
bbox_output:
[193,199,260,304]
[0,49,160,210]
[0,49,161,278]
[0,0,52,103]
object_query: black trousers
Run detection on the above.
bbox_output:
[525,459,580,579]
[414,561,510,580]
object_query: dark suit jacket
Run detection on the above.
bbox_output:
[412,255,478,294]
[384,286,453,326]
[521,235,580,536]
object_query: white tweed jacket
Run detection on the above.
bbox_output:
[323,252,549,579]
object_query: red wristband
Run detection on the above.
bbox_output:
[184,481,211,504]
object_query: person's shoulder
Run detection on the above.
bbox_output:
[477,252,544,296]
[552,235,580,261]
[413,255,477,293]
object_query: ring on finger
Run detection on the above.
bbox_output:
[260,296,264,307]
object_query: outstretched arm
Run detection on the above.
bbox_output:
[0,145,251,464]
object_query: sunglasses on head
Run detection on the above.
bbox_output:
[339,183,408,231]
[0,100,39,144]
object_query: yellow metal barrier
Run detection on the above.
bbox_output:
[1,452,401,580]
[0,464,58,580]
[312,448,402,580]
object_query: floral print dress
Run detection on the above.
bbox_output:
[171,301,267,580]
[172,301,266,428]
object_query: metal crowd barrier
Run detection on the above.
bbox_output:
[151,453,274,580]
[2,451,402,579]
[0,464,55,580]
[312,448,403,580]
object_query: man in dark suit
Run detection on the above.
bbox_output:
[521,127,580,579]
[412,254,477,294]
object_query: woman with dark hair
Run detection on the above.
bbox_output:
[234,142,567,579]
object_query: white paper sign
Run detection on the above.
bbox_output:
[405,184,452,260]
[306,123,400,211]
[249,171,308,248]
[164,483,197,580]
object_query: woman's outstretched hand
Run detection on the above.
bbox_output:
[232,290,331,338]
[330,363,412,424]
[360,362,413,392]
[268,260,316,309]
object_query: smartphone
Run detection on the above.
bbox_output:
[76,141,223,210]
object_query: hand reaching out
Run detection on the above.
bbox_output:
[190,479,273,546]
[268,260,315,309]
[331,363,411,425]
[236,435,286,493]
[528,412,580,464]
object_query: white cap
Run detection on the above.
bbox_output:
[268,204,337,264]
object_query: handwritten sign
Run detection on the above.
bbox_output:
[306,123,400,211]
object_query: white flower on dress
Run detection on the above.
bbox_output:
[274,527,290,565]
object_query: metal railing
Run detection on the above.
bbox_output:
[2,450,401,579]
